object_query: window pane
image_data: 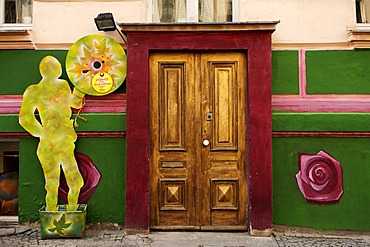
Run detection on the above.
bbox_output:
[357,0,370,23]
[4,0,32,24]
[153,0,186,22]
[5,0,16,23]
[199,0,232,22]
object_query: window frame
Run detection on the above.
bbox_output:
[0,0,32,31]
[147,0,239,23]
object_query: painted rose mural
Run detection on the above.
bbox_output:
[296,150,344,204]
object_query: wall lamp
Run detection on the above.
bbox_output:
[94,13,127,44]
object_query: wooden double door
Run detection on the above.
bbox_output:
[149,52,248,230]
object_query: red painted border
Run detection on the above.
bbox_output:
[125,30,274,231]
[273,131,370,137]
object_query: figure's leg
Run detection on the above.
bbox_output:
[62,147,84,211]
[37,142,60,211]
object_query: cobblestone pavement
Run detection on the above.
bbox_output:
[0,222,277,247]
[1,221,370,247]
[273,231,370,247]
[1,223,152,247]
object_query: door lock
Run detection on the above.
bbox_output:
[206,112,213,121]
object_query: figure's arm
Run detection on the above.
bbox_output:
[19,87,44,138]
[70,87,85,109]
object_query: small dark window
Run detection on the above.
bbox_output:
[0,140,19,216]
[5,0,16,23]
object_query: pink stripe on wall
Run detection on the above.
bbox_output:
[272,94,370,112]
[0,94,126,114]
[299,49,306,97]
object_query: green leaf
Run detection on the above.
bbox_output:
[48,214,72,235]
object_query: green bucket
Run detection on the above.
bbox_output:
[39,204,87,239]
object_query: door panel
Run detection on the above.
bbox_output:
[150,52,247,230]
[200,53,247,229]
[159,62,186,151]
[207,58,238,150]
[150,53,197,228]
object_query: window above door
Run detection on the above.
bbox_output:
[357,0,369,23]
[0,0,32,30]
[150,0,238,22]
[350,0,370,48]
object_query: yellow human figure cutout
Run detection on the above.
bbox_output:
[19,56,85,211]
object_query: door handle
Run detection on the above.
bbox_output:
[202,139,210,146]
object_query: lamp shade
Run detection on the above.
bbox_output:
[94,13,116,31]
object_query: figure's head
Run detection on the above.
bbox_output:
[39,56,62,78]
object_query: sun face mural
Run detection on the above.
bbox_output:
[66,34,127,96]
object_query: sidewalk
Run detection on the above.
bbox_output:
[0,223,277,247]
[274,231,370,247]
[0,222,369,247]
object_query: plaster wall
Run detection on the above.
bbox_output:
[31,1,145,45]
[240,0,356,45]
[30,0,357,46]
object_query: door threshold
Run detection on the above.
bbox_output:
[151,226,201,231]
[200,225,248,231]
[151,225,248,231]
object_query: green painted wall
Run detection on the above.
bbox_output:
[3,49,370,232]
[0,113,126,133]
[0,50,125,95]
[19,136,126,224]
[0,49,126,224]
[306,50,370,94]
[273,136,370,231]
[0,50,68,95]
[272,49,370,231]
[15,113,126,224]
[273,112,370,132]
[273,111,370,231]
[272,50,299,95]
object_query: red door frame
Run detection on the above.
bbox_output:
[121,23,277,235]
